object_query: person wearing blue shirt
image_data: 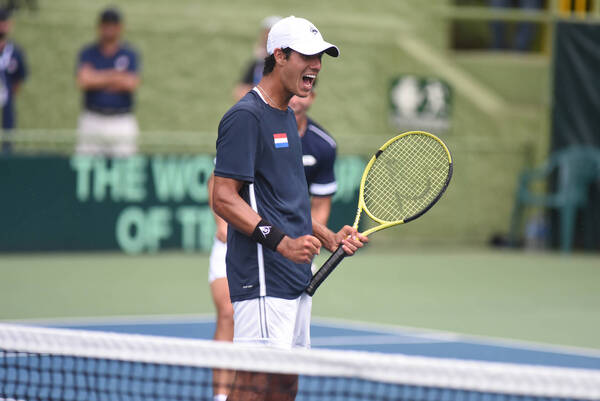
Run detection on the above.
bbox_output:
[289,83,337,226]
[212,16,367,401]
[75,7,140,156]
[489,0,542,51]
[207,83,337,401]
[0,8,27,154]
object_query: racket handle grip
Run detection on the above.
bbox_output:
[305,245,347,296]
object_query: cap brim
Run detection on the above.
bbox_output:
[323,45,340,57]
[290,40,340,58]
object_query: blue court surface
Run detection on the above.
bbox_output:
[19,314,600,370]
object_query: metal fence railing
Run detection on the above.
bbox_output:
[446,0,600,22]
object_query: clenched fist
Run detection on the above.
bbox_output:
[276,235,321,264]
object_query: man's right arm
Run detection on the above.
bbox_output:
[212,175,321,264]
[77,64,114,90]
[207,173,228,243]
[76,64,139,92]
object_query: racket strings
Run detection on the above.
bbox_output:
[363,134,450,222]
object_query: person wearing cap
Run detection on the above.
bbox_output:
[75,7,140,156]
[207,79,338,401]
[289,80,339,231]
[212,16,367,400]
[233,15,281,101]
[0,8,27,154]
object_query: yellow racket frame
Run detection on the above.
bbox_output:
[353,131,453,237]
[306,130,453,296]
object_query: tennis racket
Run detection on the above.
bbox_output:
[305,131,453,296]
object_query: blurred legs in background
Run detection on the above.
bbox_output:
[489,0,542,51]
[489,0,510,49]
[227,372,298,401]
[1,130,12,154]
[76,111,138,156]
[209,277,234,400]
[514,0,542,51]
[208,236,234,401]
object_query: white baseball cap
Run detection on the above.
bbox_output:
[267,16,339,58]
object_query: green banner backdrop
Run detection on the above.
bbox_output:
[0,155,364,253]
[550,21,600,250]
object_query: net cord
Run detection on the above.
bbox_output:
[1,324,599,399]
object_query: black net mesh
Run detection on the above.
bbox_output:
[1,324,599,401]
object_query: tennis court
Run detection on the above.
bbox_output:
[2,248,599,369]
[2,244,599,399]
[2,313,599,401]
[12,314,599,370]
[2,249,599,348]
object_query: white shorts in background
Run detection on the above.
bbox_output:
[208,237,227,283]
[233,294,312,349]
[76,111,139,156]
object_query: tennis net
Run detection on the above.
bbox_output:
[1,323,599,401]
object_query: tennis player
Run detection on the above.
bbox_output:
[212,16,367,401]
[207,83,336,401]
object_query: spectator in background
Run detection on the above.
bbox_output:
[76,7,140,156]
[232,15,281,101]
[4,0,38,13]
[489,0,543,51]
[0,8,27,154]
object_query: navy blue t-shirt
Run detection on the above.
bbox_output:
[0,42,27,129]
[302,117,337,197]
[215,89,312,302]
[77,43,139,112]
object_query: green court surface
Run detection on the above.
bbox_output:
[1,248,599,350]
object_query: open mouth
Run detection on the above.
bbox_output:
[302,74,316,89]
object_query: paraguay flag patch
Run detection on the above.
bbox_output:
[273,133,289,148]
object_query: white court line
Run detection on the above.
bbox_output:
[4,313,600,358]
[312,316,600,359]
[0,313,216,327]
[311,335,449,347]
[311,316,463,342]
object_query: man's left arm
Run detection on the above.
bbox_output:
[11,47,27,95]
[311,161,369,255]
[107,50,141,92]
[108,72,140,92]
[312,220,367,256]
[309,136,367,254]
[311,196,331,227]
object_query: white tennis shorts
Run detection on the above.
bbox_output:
[76,111,139,156]
[233,294,312,349]
[208,237,227,283]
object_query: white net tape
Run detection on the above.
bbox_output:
[1,324,599,399]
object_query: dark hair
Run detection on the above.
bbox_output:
[0,8,11,21]
[263,47,292,76]
[99,7,122,24]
